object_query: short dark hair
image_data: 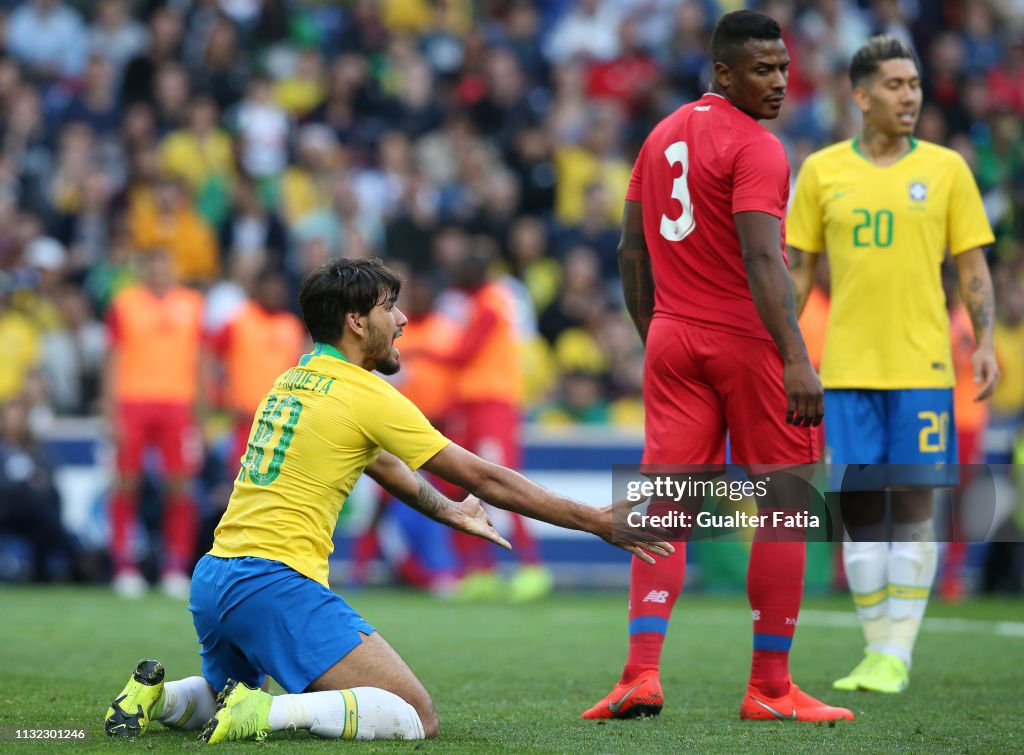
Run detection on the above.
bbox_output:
[849,35,918,88]
[299,257,401,344]
[711,10,782,65]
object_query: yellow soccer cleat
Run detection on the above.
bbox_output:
[856,652,909,693]
[452,570,504,602]
[105,659,166,738]
[507,565,554,603]
[833,649,882,691]
[834,649,908,693]
[200,679,273,743]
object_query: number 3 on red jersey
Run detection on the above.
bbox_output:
[660,141,696,242]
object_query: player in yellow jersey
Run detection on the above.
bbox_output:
[787,36,999,694]
[103,258,672,743]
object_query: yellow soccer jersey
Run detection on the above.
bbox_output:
[787,138,994,389]
[210,342,450,586]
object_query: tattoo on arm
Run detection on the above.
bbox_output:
[619,231,655,344]
[964,274,994,338]
[412,474,451,520]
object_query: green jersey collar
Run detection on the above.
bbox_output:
[852,135,918,165]
[299,342,350,366]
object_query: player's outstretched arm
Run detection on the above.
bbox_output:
[786,245,821,318]
[618,200,655,346]
[954,247,1000,401]
[365,450,511,550]
[737,211,823,427]
[420,443,674,564]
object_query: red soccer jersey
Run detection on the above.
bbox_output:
[626,92,790,340]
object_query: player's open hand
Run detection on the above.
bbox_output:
[783,360,824,427]
[453,494,512,550]
[971,345,1000,401]
[593,501,676,565]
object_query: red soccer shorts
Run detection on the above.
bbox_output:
[642,318,817,466]
[116,401,202,476]
[444,400,522,469]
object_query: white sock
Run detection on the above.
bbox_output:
[157,676,217,731]
[884,521,938,668]
[267,687,424,740]
[843,540,891,652]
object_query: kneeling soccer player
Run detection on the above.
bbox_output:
[104,257,672,743]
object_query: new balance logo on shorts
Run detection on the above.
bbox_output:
[642,590,670,604]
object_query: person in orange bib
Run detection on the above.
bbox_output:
[103,249,208,599]
[211,268,307,479]
[424,238,553,602]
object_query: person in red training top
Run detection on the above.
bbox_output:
[212,267,307,479]
[581,10,852,724]
[103,249,208,600]
[418,237,553,603]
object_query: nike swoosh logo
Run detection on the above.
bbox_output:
[831,190,855,201]
[608,682,645,713]
[750,696,797,720]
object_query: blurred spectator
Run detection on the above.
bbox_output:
[5,0,88,86]
[54,166,115,271]
[554,105,631,226]
[219,175,288,270]
[0,273,42,404]
[188,15,249,112]
[40,279,106,416]
[272,47,326,118]
[60,54,122,137]
[229,74,290,187]
[120,6,185,107]
[151,61,192,134]
[160,95,236,223]
[537,369,610,425]
[129,174,220,286]
[539,245,608,347]
[0,396,84,582]
[88,0,148,86]
[554,181,620,284]
[545,0,622,65]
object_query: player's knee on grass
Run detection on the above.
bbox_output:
[404,687,438,738]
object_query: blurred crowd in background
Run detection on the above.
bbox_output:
[0,0,1022,592]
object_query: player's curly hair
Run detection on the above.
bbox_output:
[299,257,402,344]
[849,35,919,88]
[710,10,782,65]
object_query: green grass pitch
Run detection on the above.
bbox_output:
[1,586,1021,752]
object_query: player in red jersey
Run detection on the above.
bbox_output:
[581,11,852,724]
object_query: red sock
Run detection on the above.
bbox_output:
[747,540,805,697]
[622,543,686,683]
[110,490,138,573]
[163,492,198,575]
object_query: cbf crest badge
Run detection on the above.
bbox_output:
[909,181,928,202]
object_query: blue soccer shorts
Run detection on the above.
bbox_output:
[189,555,375,694]
[825,388,959,490]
